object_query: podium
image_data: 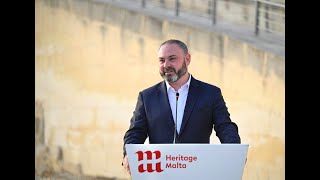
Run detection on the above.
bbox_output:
[126,144,249,180]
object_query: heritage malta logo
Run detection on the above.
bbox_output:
[135,150,198,173]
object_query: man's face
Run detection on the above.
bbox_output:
[158,43,189,83]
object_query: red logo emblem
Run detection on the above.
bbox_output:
[136,150,164,173]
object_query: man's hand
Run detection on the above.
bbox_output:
[122,155,131,175]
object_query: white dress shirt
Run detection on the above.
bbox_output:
[165,74,191,134]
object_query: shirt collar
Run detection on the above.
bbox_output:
[165,74,191,93]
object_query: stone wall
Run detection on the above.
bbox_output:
[35,0,284,179]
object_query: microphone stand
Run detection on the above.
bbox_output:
[173,92,179,144]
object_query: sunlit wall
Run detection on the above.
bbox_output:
[35,0,284,179]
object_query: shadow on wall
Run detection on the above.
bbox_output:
[35,100,45,145]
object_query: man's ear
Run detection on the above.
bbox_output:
[185,53,191,65]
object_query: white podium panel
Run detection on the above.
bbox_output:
[126,144,249,180]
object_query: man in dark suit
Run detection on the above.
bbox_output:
[122,39,241,175]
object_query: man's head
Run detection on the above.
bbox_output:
[158,39,191,83]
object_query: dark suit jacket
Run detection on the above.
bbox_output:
[123,76,240,156]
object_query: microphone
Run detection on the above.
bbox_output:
[173,92,179,144]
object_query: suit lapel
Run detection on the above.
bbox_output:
[179,77,200,135]
[158,81,175,132]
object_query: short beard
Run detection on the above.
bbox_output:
[160,60,187,83]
